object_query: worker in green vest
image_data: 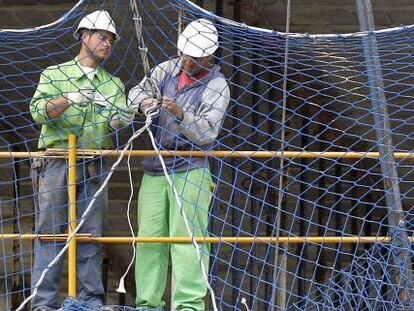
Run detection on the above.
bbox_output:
[29,10,134,311]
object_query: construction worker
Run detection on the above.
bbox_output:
[30,10,134,311]
[129,18,230,311]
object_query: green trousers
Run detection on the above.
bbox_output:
[135,169,213,311]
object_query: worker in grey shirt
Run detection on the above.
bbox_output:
[128,18,230,311]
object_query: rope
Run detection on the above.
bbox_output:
[115,143,137,294]
[0,0,84,33]
[146,125,219,311]
[129,0,162,103]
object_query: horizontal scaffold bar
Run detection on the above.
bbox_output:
[0,234,404,244]
[2,150,414,159]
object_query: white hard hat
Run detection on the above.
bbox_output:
[74,10,119,41]
[177,19,218,58]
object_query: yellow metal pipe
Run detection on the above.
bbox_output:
[83,236,393,244]
[0,234,90,240]
[0,234,399,244]
[2,150,414,159]
[67,134,77,297]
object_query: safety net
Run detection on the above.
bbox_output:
[1,0,414,310]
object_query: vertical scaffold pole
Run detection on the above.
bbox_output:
[271,0,291,309]
[68,134,77,297]
[356,0,414,304]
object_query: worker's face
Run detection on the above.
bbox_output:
[181,54,212,76]
[83,30,115,62]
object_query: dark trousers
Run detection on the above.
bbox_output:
[31,158,108,310]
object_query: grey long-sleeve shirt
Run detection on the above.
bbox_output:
[128,57,230,175]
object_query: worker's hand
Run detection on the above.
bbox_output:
[118,108,136,126]
[66,88,95,107]
[162,96,183,120]
[140,97,160,116]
